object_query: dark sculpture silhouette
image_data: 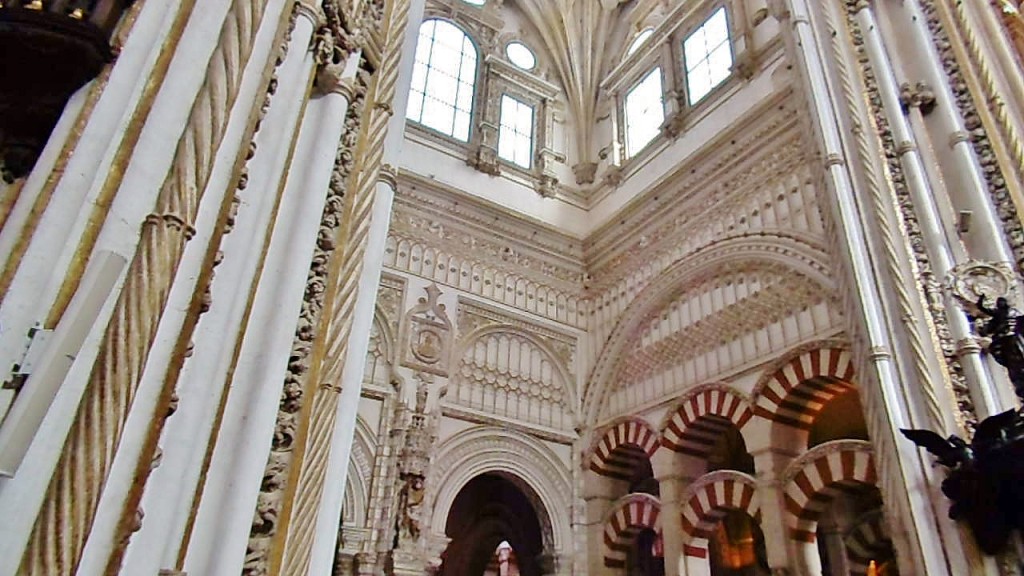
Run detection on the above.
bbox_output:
[900,295,1024,556]
[976,295,1024,401]
[902,406,1024,555]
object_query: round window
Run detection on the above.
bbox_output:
[506,41,536,70]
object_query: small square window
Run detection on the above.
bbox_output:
[624,67,665,158]
[684,7,733,105]
[498,95,535,169]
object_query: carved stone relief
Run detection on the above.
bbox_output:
[400,283,453,377]
[450,300,578,431]
[947,260,1020,314]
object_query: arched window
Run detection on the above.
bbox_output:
[406,19,478,142]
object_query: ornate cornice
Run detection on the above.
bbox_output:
[586,94,805,282]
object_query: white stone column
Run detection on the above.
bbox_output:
[585,495,617,575]
[817,516,851,576]
[750,447,795,575]
[306,1,426,573]
[893,0,1021,412]
[0,0,185,423]
[0,1,257,573]
[180,8,362,575]
[778,0,964,573]
[652,449,703,576]
[583,470,617,576]
[118,2,322,573]
[0,0,240,474]
[894,0,1016,266]
[855,1,1000,419]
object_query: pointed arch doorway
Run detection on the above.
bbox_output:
[438,473,551,576]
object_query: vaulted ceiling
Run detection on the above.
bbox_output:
[512,0,632,162]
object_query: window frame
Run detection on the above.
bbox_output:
[406,18,482,144]
[681,6,734,106]
[622,67,666,159]
[497,93,536,169]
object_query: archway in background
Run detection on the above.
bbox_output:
[439,473,546,576]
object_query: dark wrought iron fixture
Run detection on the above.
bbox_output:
[0,0,135,182]
[902,296,1024,556]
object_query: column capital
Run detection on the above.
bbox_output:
[295,0,326,28]
[378,163,399,191]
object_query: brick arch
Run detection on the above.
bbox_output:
[662,385,754,458]
[782,440,877,542]
[603,493,663,568]
[845,510,894,576]
[589,418,660,480]
[678,471,760,557]
[753,346,856,430]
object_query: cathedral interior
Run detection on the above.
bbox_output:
[2,0,1024,575]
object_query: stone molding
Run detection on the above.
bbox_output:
[425,425,574,554]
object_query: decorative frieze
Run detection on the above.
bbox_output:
[385,180,588,328]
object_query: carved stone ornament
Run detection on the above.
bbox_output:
[947,260,1020,316]
[401,284,452,376]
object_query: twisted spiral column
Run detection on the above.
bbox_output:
[17,1,274,574]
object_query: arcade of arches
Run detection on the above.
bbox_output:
[2,0,1024,576]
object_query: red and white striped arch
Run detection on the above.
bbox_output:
[845,510,894,576]
[783,441,877,542]
[678,471,760,558]
[754,347,856,429]
[589,418,660,480]
[662,386,753,457]
[603,494,663,568]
